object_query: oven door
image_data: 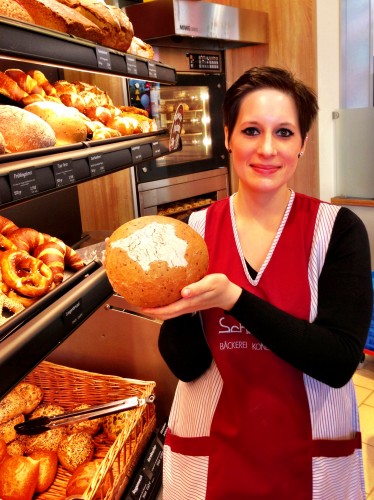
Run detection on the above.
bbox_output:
[132,73,228,183]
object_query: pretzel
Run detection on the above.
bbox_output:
[0,234,17,255]
[7,228,48,253]
[33,241,65,284]
[5,289,39,308]
[0,290,25,326]
[0,216,19,236]
[0,250,53,298]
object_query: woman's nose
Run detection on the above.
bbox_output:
[258,133,276,156]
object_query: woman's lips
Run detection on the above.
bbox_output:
[250,164,280,175]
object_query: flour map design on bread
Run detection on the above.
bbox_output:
[111,222,188,272]
[105,215,209,308]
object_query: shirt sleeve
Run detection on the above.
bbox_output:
[230,207,373,388]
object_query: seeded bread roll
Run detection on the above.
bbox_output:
[0,389,27,425]
[105,215,209,307]
[0,414,24,444]
[57,432,94,472]
[14,382,43,414]
[0,105,56,153]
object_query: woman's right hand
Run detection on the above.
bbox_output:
[140,273,242,320]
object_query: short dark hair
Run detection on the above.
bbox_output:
[223,66,318,144]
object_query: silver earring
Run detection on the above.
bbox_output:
[298,151,304,158]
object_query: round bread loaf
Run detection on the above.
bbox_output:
[57,432,94,472]
[0,105,56,153]
[105,215,209,308]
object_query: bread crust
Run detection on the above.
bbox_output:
[105,215,209,307]
[0,455,40,500]
[0,105,56,153]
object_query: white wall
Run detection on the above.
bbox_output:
[316,0,340,202]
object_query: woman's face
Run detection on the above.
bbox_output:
[225,88,305,196]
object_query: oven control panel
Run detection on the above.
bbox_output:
[187,53,221,71]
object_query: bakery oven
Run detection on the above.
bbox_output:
[127,48,230,218]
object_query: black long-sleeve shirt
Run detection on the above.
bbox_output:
[158,207,373,388]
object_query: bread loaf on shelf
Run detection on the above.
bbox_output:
[0,105,56,153]
[25,100,88,145]
[0,0,35,24]
[19,0,104,44]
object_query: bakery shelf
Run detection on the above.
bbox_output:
[0,263,113,399]
[0,17,177,84]
[0,129,177,209]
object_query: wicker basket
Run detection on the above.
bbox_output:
[23,361,156,500]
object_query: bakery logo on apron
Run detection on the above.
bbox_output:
[217,316,268,351]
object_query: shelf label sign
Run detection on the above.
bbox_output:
[169,103,184,151]
[63,299,84,329]
[96,46,112,70]
[53,159,75,187]
[151,140,161,156]
[9,168,39,200]
[131,145,143,163]
[126,55,138,75]
[148,62,157,80]
[89,154,105,177]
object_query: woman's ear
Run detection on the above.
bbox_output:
[224,126,230,151]
[298,135,308,158]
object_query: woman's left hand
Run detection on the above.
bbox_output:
[140,273,242,320]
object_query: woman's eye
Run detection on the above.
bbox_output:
[242,127,259,136]
[277,128,294,138]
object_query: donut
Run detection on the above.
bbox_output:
[0,250,53,298]
[105,215,209,307]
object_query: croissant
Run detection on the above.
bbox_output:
[0,71,28,102]
[4,69,45,96]
[27,70,57,96]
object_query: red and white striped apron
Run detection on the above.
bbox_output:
[163,193,365,499]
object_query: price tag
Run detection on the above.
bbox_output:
[89,154,105,176]
[9,168,39,200]
[152,140,161,156]
[131,145,143,163]
[63,299,83,329]
[96,46,112,70]
[126,55,138,75]
[169,103,184,151]
[53,160,75,187]
[148,62,157,80]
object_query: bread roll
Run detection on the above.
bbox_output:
[28,450,58,493]
[19,0,103,44]
[103,408,136,441]
[0,438,8,464]
[57,432,94,472]
[0,455,39,500]
[128,36,154,60]
[23,427,67,454]
[0,105,56,153]
[25,101,87,145]
[0,0,35,23]
[14,382,43,414]
[105,215,209,307]
[0,414,24,444]
[66,460,111,499]
[7,438,25,457]
[0,388,27,425]
[66,404,102,436]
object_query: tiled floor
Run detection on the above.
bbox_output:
[354,353,374,498]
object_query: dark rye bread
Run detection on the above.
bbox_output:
[19,0,103,44]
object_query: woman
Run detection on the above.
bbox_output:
[142,67,373,499]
